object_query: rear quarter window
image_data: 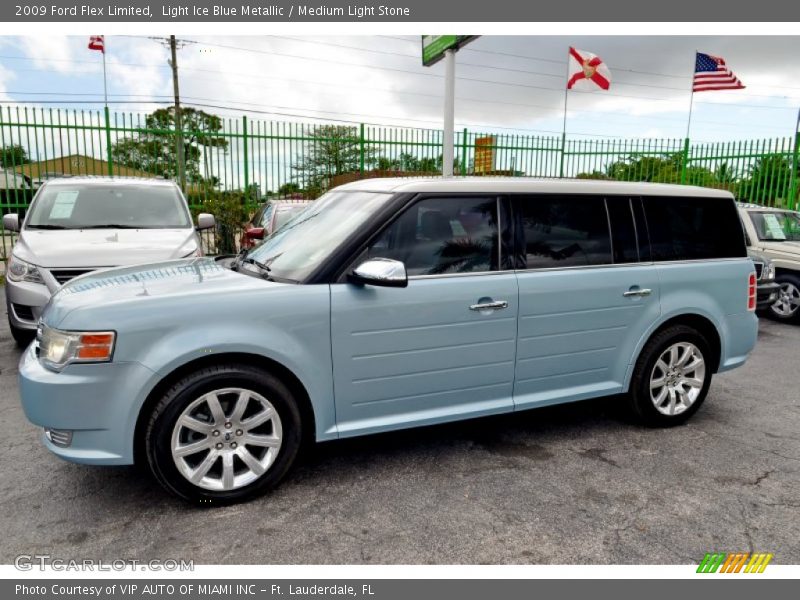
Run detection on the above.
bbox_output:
[643,195,746,261]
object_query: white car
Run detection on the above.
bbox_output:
[3,177,215,345]
[738,203,800,321]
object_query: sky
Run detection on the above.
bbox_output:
[0,35,798,145]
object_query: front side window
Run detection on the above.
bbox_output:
[515,195,612,269]
[368,197,499,276]
[643,196,746,261]
[25,183,192,229]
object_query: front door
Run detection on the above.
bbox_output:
[330,195,519,437]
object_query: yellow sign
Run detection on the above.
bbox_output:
[474,136,495,174]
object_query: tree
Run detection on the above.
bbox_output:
[111,107,228,182]
[1,144,28,168]
[740,153,798,206]
[292,125,376,194]
[278,182,302,196]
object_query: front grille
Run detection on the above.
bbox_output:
[12,303,35,321]
[49,269,96,285]
[753,262,764,280]
[45,428,73,448]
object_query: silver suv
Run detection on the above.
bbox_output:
[738,203,800,321]
[3,177,215,345]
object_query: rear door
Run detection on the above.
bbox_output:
[329,195,519,437]
[512,194,661,409]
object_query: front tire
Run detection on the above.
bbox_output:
[627,325,712,426]
[145,364,303,505]
[768,273,800,322]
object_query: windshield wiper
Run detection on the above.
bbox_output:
[26,224,67,230]
[79,224,142,229]
[239,256,275,281]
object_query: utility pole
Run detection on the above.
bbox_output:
[442,49,456,177]
[169,35,186,192]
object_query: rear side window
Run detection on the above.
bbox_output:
[643,196,746,261]
[606,196,639,264]
[514,195,612,269]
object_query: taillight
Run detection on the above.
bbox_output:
[748,272,756,311]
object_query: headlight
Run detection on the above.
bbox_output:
[7,255,44,284]
[765,262,775,280]
[38,324,116,371]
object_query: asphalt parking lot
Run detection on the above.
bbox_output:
[0,286,798,565]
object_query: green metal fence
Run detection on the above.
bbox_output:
[2,105,799,264]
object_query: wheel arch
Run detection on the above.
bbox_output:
[133,352,317,466]
[626,313,722,391]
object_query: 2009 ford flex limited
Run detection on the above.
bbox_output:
[18,178,758,504]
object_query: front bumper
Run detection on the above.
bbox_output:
[756,280,780,310]
[5,278,51,330]
[18,344,158,465]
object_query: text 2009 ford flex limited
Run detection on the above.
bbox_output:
[18,178,758,504]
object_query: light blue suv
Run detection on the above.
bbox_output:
[18,178,758,504]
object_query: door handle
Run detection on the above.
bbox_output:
[623,288,652,297]
[469,300,509,311]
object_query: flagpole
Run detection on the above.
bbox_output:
[102,39,108,107]
[685,50,696,140]
[559,49,571,178]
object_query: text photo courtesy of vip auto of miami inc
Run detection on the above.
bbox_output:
[0,18,799,588]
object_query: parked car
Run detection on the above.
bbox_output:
[738,203,800,321]
[1,168,32,190]
[748,250,780,310]
[18,178,757,504]
[240,199,311,249]
[3,176,215,346]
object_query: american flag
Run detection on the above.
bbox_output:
[88,35,105,53]
[693,52,744,92]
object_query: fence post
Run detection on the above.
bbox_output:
[242,115,249,192]
[559,132,566,178]
[680,137,690,185]
[460,128,468,176]
[359,123,365,176]
[104,106,113,177]
[789,132,799,210]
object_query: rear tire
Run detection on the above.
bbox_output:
[768,273,800,322]
[627,325,712,427]
[145,363,303,505]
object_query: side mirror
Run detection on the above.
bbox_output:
[196,213,216,230]
[246,227,265,240]
[349,258,408,288]
[3,213,20,232]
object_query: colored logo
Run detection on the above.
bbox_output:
[697,552,773,573]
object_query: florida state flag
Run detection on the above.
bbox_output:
[567,47,611,90]
[88,35,105,53]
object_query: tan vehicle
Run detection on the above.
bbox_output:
[738,203,800,321]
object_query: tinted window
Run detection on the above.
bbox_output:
[368,197,499,276]
[515,195,612,269]
[606,196,639,263]
[643,196,746,261]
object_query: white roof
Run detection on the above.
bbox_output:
[334,176,734,198]
[43,176,176,187]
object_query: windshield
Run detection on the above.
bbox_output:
[273,205,307,231]
[751,210,800,242]
[25,183,192,229]
[246,190,393,281]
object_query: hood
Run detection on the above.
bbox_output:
[13,228,199,268]
[43,258,282,328]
